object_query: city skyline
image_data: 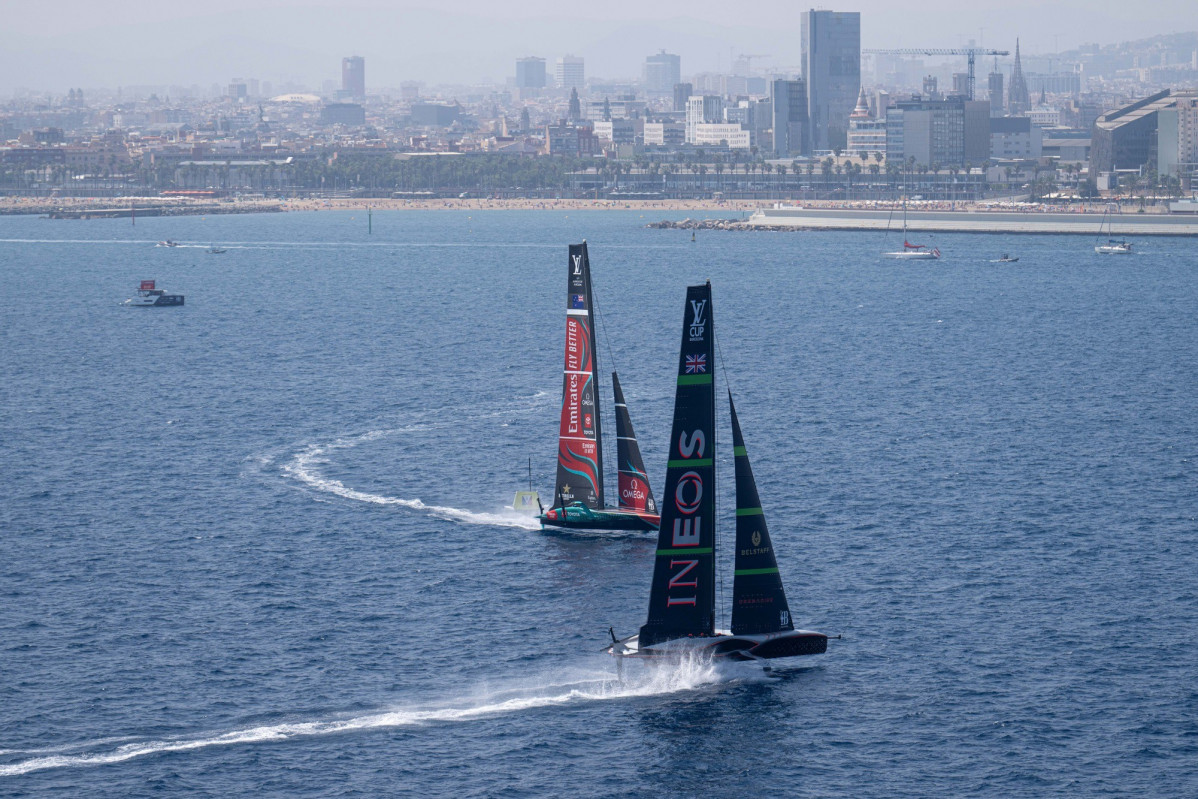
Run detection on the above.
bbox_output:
[1,0,1195,94]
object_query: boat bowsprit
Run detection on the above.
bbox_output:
[605,281,829,665]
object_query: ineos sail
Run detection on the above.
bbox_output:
[606,281,829,663]
[730,395,793,636]
[639,282,716,646]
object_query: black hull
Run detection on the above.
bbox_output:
[624,631,828,661]
[539,510,659,532]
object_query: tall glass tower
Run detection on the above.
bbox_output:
[800,10,860,152]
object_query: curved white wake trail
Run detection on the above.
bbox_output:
[0,658,742,778]
[280,392,553,529]
[285,441,540,530]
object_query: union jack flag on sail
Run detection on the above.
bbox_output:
[685,354,707,374]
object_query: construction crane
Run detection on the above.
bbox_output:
[862,48,1009,101]
[732,53,772,75]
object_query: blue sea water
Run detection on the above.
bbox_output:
[1,209,1196,797]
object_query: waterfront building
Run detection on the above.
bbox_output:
[886,95,965,166]
[964,101,991,164]
[342,57,365,99]
[1093,89,1198,178]
[847,86,885,157]
[644,51,681,96]
[643,121,685,147]
[593,118,637,146]
[690,123,751,149]
[685,95,724,144]
[544,121,597,156]
[990,116,1042,160]
[556,56,585,90]
[771,78,810,157]
[801,9,861,152]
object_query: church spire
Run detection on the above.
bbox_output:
[1008,37,1030,116]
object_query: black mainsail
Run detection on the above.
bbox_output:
[553,242,604,510]
[612,372,657,516]
[639,282,716,646]
[730,394,794,636]
[608,280,827,663]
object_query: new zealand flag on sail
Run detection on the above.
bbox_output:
[571,294,586,309]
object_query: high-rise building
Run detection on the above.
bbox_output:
[771,78,810,157]
[516,57,547,91]
[1008,39,1030,116]
[685,95,724,143]
[644,51,681,96]
[342,56,365,99]
[228,79,248,101]
[673,83,693,113]
[800,9,860,152]
[555,55,585,90]
[886,96,966,166]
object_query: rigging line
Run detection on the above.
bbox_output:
[713,322,729,631]
[589,273,621,499]
[590,274,620,376]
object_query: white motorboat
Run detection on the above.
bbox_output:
[123,280,184,307]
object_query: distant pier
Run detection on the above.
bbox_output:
[740,207,1198,236]
[43,203,283,220]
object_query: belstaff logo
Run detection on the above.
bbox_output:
[688,299,707,341]
[752,530,762,547]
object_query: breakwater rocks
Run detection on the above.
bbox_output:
[646,218,750,231]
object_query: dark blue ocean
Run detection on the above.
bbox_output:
[1,209,1196,797]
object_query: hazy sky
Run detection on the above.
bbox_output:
[1,0,1192,93]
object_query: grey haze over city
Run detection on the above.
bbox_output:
[1,0,1193,92]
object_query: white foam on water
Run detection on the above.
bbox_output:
[278,392,553,530]
[0,657,752,777]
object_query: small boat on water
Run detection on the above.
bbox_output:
[123,280,183,307]
[883,198,940,260]
[605,281,829,665]
[992,254,1020,263]
[1095,207,1132,254]
[531,242,660,533]
[207,246,227,254]
[156,240,179,248]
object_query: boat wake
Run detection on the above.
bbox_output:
[0,657,753,778]
[274,393,551,530]
[283,433,540,529]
